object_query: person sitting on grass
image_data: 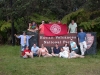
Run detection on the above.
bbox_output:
[31,43,39,57]
[59,48,84,59]
[63,43,70,52]
[38,44,52,57]
[51,43,60,57]
[59,47,70,58]
[22,46,33,58]
[70,39,79,54]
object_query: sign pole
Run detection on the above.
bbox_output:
[10,0,15,46]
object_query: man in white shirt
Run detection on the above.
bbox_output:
[31,43,39,57]
[69,20,77,33]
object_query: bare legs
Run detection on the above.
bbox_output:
[24,52,33,58]
[38,50,52,57]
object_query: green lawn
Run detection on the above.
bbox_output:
[0,45,100,75]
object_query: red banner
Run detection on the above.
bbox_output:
[44,24,68,36]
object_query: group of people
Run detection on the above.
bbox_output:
[14,20,87,58]
[27,20,63,34]
[27,20,77,34]
[18,42,84,59]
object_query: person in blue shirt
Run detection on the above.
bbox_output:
[31,43,39,57]
[77,28,87,55]
[70,39,79,54]
[51,43,60,56]
[15,31,33,56]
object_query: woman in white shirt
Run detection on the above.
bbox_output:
[63,43,70,52]
[59,43,84,58]
[59,47,70,58]
[59,48,84,58]
[59,43,70,58]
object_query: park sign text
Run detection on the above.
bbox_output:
[39,33,77,47]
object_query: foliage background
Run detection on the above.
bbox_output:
[0,0,100,47]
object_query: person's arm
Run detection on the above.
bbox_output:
[35,26,39,30]
[37,47,40,54]
[38,25,41,34]
[45,47,49,53]
[59,47,61,52]
[68,28,70,33]
[73,42,77,48]
[75,23,77,33]
[38,48,41,57]
[31,47,33,53]
[68,24,70,33]
[27,35,34,39]
[85,33,87,41]
[51,47,54,53]
[85,33,87,45]
[77,34,80,45]
[14,34,20,38]
[85,37,87,43]
[67,47,70,52]
[75,27,77,33]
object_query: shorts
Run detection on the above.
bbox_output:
[70,51,75,58]
[21,45,27,51]
[33,53,38,57]
[72,49,79,54]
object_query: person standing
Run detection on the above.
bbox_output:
[69,20,77,33]
[15,31,33,56]
[78,28,87,55]
[39,20,45,34]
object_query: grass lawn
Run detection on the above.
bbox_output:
[0,45,100,75]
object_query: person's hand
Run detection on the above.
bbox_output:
[51,47,53,50]
[14,34,17,36]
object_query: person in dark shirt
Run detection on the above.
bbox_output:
[51,43,60,56]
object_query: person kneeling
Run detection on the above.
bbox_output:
[22,46,33,58]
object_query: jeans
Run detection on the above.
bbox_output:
[79,41,87,55]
